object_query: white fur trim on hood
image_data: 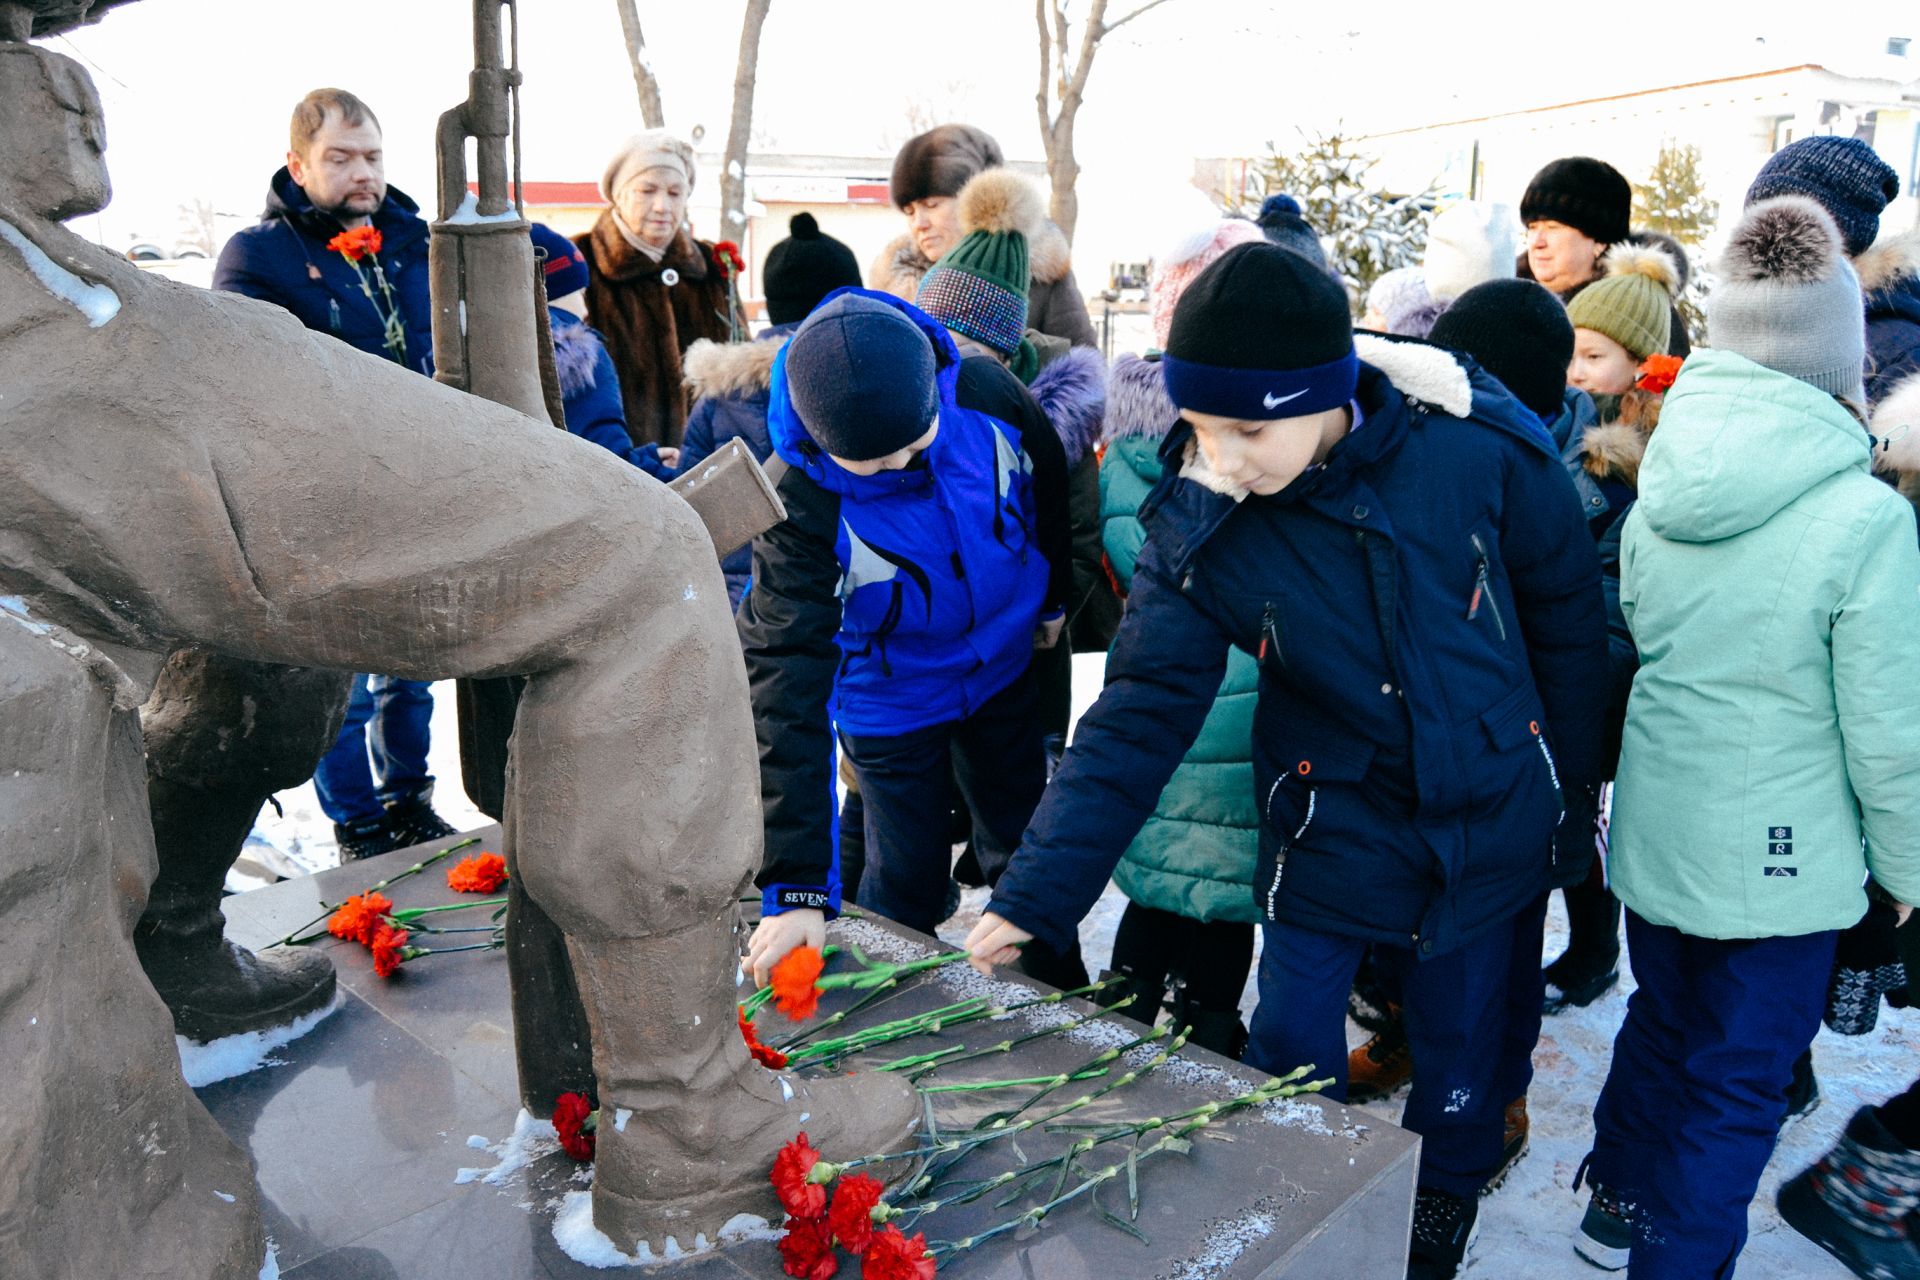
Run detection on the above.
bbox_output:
[1856,229,1920,293]
[1871,371,1920,474]
[682,336,783,399]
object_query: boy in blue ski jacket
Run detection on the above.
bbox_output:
[967,243,1607,1278]
[740,289,1080,988]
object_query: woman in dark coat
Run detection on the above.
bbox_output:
[575,130,740,450]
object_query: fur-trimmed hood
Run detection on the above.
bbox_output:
[1871,370,1920,474]
[1860,229,1920,322]
[1103,353,1178,445]
[1027,344,1107,469]
[866,220,1073,300]
[682,326,794,400]
[550,310,606,400]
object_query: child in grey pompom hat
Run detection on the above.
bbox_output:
[1707,195,1867,405]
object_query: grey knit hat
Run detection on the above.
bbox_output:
[1707,196,1865,404]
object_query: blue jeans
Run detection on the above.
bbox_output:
[311,674,434,824]
[1247,898,1546,1197]
[1589,911,1837,1278]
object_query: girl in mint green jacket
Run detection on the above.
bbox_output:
[1581,196,1920,1278]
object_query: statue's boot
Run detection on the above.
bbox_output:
[136,652,348,1041]
[568,909,921,1254]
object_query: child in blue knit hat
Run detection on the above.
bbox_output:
[740,288,1085,991]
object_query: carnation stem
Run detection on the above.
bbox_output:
[270,837,480,947]
[918,1068,1110,1093]
[388,896,509,922]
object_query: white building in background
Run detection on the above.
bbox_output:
[1355,52,1920,249]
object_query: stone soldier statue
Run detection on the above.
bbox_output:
[0,19,913,1278]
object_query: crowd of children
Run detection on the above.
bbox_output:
[536,123,1920,1279]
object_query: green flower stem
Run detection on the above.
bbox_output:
[412,937,506,958]
[270,837,480,947]
[873,1046,968,1073]
[903,998,1135,1081]
[392,923,501,936]
[786,997,994,1064]
[389,897,508,922]
[918,1068,1109,1093]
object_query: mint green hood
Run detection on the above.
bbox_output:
[1636,349,1871,543]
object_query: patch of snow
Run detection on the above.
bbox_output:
[778,1075,794,1102]
[456,1109,560,1187]
[213,1190,236,1203]
[258,1241,280,1280]
[614,1108,632,1133]
[177,993,343,1088]
[467,1134,490,1149]
[683,584,698,602]
[727,160,744,179]
[0,217,120,326]
[443,191,523,226]
[1159,1204,1275,1280]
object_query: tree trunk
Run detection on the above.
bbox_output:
[719,0,773,242]
[1048,128,1081,244]
[613,0,666,129]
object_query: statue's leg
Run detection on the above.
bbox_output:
[0,615,265,1280]
[137,647,349,1040]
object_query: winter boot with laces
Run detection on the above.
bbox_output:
[567,908,920,1255]
[1778,1105,1920,1279]
[1348,1003,1413,1103]
[384,783,459,849]
[1573,1179,1635,1272]
[1408,1186,1480,1278]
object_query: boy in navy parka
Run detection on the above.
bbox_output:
[967,244,1607,1278]
[740,289,1082,989]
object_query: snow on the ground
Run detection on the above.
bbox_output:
[176,992,344,1087]
[260,666,1896,1275]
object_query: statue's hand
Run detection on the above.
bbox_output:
[747,907,826,988]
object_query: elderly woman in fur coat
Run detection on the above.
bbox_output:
[575,130,741,451]
[871,124,1097,349]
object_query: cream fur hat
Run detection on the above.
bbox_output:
[600,129,696,202]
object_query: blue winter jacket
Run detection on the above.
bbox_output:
[988,335,1609,958]
[740,290,1070,918]
[549,308,674,481]
[213,168,434,375]
[677,324,796,607]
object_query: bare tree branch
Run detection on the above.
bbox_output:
[1102,0,1176,34]
[613,0,666,129]
[1035,0,1054,141]
[719,0,773,243]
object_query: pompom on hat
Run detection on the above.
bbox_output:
[1149,217,1266,349]
[1708,194,1866,403]
[1566,242,1681,361]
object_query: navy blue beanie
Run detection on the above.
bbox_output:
[1163,242,1357,420]
[529,222,590,301]
[785,292,940,461]
[1746,136,1899,257]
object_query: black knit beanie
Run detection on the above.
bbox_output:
[1163,242,1357,419]
[1428,278,1574,419]
[784,292,939,462]
[1521,157,1632,246]
[890,125,1004,209]
[764,212,862,325]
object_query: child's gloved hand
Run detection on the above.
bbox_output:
[746,907,825,987]
[964,911,1033,975]
[1033,613,1065,651]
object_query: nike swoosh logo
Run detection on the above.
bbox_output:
[1263,389,1307,409]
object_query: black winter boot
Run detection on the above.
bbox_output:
[334,812,401,861]
[1543,873,1621,1014]
[1778,1105,1920,1279]
[1408,1187,1479,1278]
[384,783,458,849]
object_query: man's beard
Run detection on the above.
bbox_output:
[320,188,383,221]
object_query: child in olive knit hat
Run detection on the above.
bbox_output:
[1567,243,1681,397]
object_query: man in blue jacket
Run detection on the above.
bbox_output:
[212,88,452,858]
[740,289,1083,990]
[967,244,1607,1279]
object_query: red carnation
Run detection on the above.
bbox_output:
[326,225,382,261]
[1636,353,1683,394]
[553,1090,597,1162]
[771,946,825,1021]
[771,1131,832,1218]
[861,1225,935,1279]
[369,925,411,978]
[327,891,394,946]
[827,1172,885,1254]
[713,239,745,276]
[447,851,508,893]
[777,1214,838,1280]
[740,1004,789,1069]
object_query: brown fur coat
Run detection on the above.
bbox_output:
[575,213,738,449]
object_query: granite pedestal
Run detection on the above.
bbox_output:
[206,829,1419,1278]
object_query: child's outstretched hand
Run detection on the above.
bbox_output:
[965,911,1033,975]
[747,908,825,987]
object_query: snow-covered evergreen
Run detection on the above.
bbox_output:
[1253,132,1437,313]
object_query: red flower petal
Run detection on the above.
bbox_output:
[770,947,825,1021]
[777,1214,837,1279]
[827,1172,884,1254]
[770,1131,828,1218]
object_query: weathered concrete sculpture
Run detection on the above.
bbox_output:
[0,28,914,1280]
